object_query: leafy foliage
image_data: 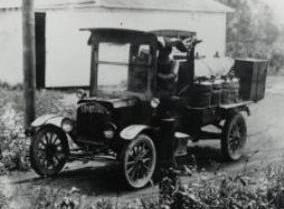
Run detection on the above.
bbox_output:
[0,87,76,173]
[217,0,284,71]
[0,190,8,209]
[157,164,284,209]
[1,163,281,209]
[217,0,279,57]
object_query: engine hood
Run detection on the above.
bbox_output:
[78,96,138,109]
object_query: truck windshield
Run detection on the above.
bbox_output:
[96,42,151,96]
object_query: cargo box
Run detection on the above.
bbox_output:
[234,58,268,102]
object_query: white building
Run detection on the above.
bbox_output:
[0,0,233,87]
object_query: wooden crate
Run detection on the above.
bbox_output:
[234,58,268,102]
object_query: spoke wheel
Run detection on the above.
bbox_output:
[30,126,69,177]
[122,134,156,189]
[221,113,247,161]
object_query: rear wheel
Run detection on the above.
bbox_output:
[122,134,157,189]
[30,126,69,177]
[221,113,247,161]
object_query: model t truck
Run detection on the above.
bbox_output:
[28,28,268,189]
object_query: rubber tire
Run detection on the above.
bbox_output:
[221,113,247,161]
[121,134,157,189]
[30,126,69,177]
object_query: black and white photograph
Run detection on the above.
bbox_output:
[0,0,283,208]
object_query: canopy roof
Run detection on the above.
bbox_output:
[83,28,158,45]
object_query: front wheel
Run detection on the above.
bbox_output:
[221,113,247,161]
[122,134,157,189]
[30,126,69,177]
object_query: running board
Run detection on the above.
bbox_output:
[76,139,105,146]
[68,153,118,164]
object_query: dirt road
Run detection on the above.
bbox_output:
[1,76,284,208]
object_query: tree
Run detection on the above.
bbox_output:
[217,0,279,59]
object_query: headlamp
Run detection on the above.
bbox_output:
[151,98,160,108]
[61,118,74,133]
[103,123,117,139]
[103,130,115,139]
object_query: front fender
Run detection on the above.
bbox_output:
[31,114,66,128]
[120,125,151,140]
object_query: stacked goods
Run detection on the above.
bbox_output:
[221,78,240,104]
[211,80,223,106]
[188,81,212,108]
[188,77,240,108]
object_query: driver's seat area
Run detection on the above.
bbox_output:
[176,61,194,97]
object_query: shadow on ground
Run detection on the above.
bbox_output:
[10,142,246,198]
[11,163,131,197]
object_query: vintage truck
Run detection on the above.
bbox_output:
[28,28,268,189]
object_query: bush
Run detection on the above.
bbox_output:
[269,49,284,74]
[28,187,157,209]
[0,88,76,173]
[156,163,284,209]
[0,101,29,172]
[0,80,23,91]
[0,190,8,209]
[1,162,282,209]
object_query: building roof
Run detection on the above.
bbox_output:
[0,0,234,13]
[0,0,21,9]
[0,0,85,9]
[100,0,234,13]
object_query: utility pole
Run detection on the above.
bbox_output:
[22,0,36,129]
